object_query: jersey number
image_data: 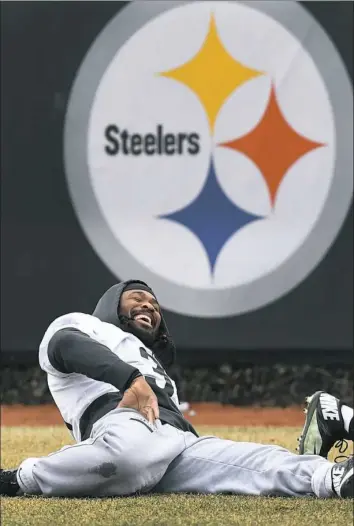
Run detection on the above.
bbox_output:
[139,347,174,397]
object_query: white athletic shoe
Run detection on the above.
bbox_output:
[331,456,353,498]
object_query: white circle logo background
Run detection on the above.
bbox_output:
[65,0,353,317]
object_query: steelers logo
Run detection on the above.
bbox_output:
[64,1,353,317]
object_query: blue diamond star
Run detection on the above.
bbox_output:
[160,157,262,272]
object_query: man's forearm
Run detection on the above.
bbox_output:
[47,328,142,392]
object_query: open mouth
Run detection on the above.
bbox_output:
[133,312,154,328]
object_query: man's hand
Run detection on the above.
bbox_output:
[118,376,159,424]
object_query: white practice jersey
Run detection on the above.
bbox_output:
[39,312,179,442]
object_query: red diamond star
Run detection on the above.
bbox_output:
[218,84,325,206]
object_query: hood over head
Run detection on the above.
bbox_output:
[92,280,176,367]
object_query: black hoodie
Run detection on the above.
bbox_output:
[47,280,198,439]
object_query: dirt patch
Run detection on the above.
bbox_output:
[1,403,304,427]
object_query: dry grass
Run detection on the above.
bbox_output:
[1,426,353,526]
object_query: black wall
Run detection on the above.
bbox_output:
[1,1,353,364]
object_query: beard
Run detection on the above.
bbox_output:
[118,313,176,368]
[118,314,157,348]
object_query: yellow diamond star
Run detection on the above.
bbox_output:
[159,14,263,133]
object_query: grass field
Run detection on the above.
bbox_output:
[1,426,353,526]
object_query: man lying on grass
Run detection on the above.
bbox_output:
[1,281,353,498]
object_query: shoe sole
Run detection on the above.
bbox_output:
[298,391,325,456]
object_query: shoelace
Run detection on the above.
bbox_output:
[334,439,350,463]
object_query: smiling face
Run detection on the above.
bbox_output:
[119,289,162,336]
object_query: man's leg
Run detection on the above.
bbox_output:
[154,434,342,498]
[2,409,186,497]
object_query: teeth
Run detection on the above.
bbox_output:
[134,314,152,326]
